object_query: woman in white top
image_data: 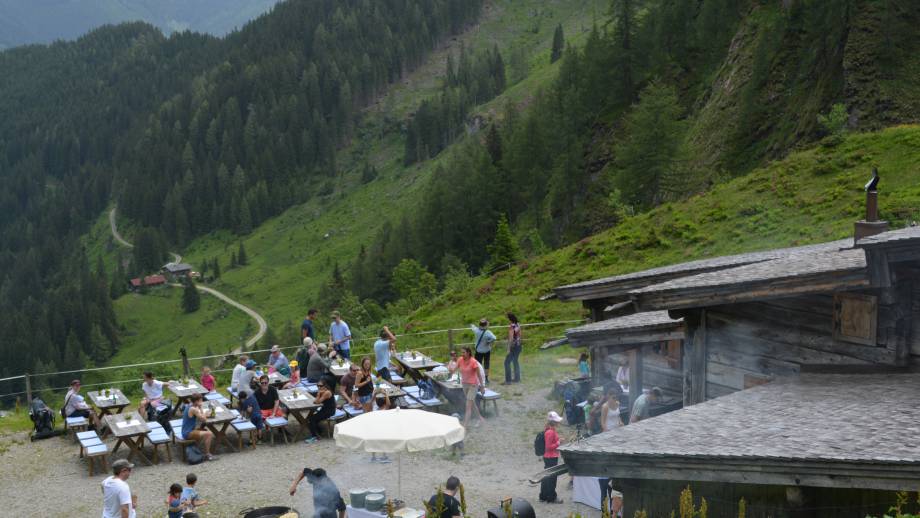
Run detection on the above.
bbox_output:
[601,395,623,432]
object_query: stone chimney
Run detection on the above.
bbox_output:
[854,168,888,244]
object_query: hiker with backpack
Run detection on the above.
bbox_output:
[470,319,496,384]
[537,411,564,504]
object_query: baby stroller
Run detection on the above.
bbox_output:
[29,398,59,441]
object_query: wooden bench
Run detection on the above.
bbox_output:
[77,430,108,476]
[323,409,346,438]
[65,416,89,441]
[477,388,502,416]
[146,422,172,464]
[231,418,258,450]
[265,416,290,446]
[169,419,196,462]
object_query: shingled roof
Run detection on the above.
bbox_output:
[857,225,920,247]
[566,311,684,350]
[631,247,869,311]
[554,239,851,302]
[561,373,920,490]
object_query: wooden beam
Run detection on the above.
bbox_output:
[682,309,707,405]
[628,347,643,410]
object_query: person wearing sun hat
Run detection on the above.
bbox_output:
[283,360,303,389]
[539,411,564,504]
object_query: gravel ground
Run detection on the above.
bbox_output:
[0,368,604,518]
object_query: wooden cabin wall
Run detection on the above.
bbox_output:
[701,290,911,397]
[642,343,683,395]
[619,478,898,518]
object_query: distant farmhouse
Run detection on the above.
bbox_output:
[128,274,166,291]
[161,262,193,279]
[556,179,920,517]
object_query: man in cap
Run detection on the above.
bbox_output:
[268,345,290,376]
[328,311,352,360]
[101,459,136,518]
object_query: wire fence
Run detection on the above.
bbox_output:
[0,319,582,406]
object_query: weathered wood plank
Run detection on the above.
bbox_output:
[705,310,896,365]
[687,310,707,405]
[643,363,683,394]
[707,324,872,365]
[707,346,800,378]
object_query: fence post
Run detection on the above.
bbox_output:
[24,373,32,406]
[447,329,454,353]
[180,348,191,378]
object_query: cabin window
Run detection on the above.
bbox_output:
[832,293,878,346]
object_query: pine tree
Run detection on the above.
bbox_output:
[551,23,565,63]
[212,258,221,279]
[238,242,248,266]
[181,277,201,313]
[613,80,685,209]
[486,213,521,272]
[485,123,502,165]
[230,252,237,268]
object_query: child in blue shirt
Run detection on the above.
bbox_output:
[181,473,207,514]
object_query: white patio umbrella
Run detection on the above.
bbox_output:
[334,408,465,497]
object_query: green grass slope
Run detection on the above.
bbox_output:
[402,126,920,331]
[110,287,252,365]
[178,0,602,333]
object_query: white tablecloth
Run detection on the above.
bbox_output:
[573,476,603,510]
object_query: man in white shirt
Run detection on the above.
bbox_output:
[231,355,249,392]
[101,459,135,518]
[139,371,168,418]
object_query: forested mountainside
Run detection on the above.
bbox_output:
[0,0,280,49]
[342,0,920,312]
[0,0,483,379]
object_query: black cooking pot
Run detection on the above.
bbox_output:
[486,498,536,518]
[239,506,299,518]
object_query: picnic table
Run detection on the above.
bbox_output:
[393,351,443,382]
[374,381,406,399]
[87,389,130,436]
[201,400,238,453]
[278,388,319,440]
[328,360,352,378]
[425,372,465,409]
[167,380,209,415]
[104,411,152,466]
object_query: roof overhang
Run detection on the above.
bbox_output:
[561,450,920,491]
[633,267,870,311]
[566,311,684,351]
